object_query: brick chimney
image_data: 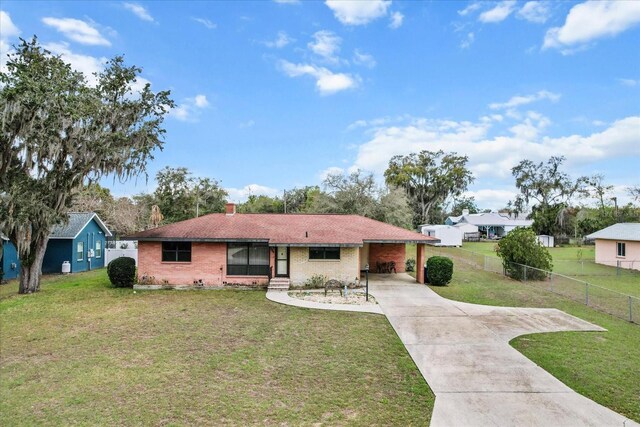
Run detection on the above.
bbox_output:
[225,203,236,215]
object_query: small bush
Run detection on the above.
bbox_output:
[426,256,453,286]
[107,257,136,288]
[405,258,416,272]
[303,274,327,289]
[496,227,552,281]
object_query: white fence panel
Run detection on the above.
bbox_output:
[105,248,138,266]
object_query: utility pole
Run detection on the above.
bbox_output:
[284,189,287,213]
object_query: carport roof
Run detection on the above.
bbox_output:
[128,213,438,246]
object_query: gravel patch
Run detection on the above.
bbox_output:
[288,290,377,306]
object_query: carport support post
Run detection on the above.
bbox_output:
[365,264,369,301]
[416,243,426,284]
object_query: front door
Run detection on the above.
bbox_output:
[275,246,289,277]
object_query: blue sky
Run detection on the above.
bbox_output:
[1,1,639,208]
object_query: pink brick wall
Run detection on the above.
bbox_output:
[137,241,269,287]
[368,243,406,273]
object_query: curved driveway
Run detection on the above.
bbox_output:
[369,274,637,427]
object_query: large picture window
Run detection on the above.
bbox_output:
[162,242,192,262]
[309,247,340,260]
[617,242,626,257]
[227,243,269,276]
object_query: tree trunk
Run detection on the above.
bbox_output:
[18,237,49,294]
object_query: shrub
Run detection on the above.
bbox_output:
[107,257,136,288]
[405,258,416,272]
[426,256,453,286]
[303,274,327,289]
[496,227,552,281]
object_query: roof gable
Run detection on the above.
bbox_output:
[50,212,113,239]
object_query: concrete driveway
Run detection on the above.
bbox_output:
[370,274,637,427]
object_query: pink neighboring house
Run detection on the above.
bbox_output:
[586,223,640,271]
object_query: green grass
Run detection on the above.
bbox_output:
[1,271,434,426]
[413,242,640,297]
[405,245,639,423]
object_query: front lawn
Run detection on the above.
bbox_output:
[425,260,640,423]
[1,271,433,426]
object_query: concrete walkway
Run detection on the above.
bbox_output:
[369,274,637,427]
[266,274,637,426]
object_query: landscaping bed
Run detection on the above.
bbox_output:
[288,289,377,305]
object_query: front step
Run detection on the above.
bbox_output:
[268,278,291,291]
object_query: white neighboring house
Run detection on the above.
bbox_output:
[454,222,479,240]
[421,224,462,247]
[446,209,533,238]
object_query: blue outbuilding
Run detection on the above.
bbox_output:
[1,212,112,280]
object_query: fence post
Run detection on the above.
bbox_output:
[523,265,527,282]
[585,283,589,306]
[549,272,553,292]
[630,296,633,323]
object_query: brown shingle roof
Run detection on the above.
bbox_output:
[128,213,437,246]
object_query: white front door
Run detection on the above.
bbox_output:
[276,246,289,277]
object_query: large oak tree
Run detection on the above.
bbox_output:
[0,38,173,293]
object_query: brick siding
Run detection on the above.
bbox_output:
[368,243,406,273]
[289,247,359,286]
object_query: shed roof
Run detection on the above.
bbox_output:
[457,212,533,227]
[585,223,640,242]
[128,213,438,246]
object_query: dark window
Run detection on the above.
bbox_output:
[162,242,192,262]
[617,242,626,257]
[227,243,269,276]
[309,247,340,260]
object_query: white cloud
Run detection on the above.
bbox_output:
[194,94,209,107]
[460,32,475,49]
[279,60,359,95]
[0,10,20,39]
[325,0,391,26]
[516,1,550,24]
[389,11,404,29]
[479,1,517,23]
[458,2,481,16]
[308,30,341,62]
[171,94,209,121]
[264,31,293,48]
[348,115,640,182]
[489,90,560,110]
[123,3,154,22]
[0,11,20,72]
[618,78,639,87]
[226,184,280,203]
[239,119,255,128]
[42,17,110,46]
[544,1,640,51]
[319,166,345,180]
[193,17,216,29]
[42,42,107,86]
[353,49,376,68]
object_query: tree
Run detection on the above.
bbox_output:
[627,185,640,203]
[283,186,320,213]
[496,227,552,281]
[511,156,587,235]
[0,38,173,293]
[449,196,479,216]
[311,170,413,229]
[384,150,474,227]
[584,174,614,211]
[153,167,227,223]
[238,195,284,213]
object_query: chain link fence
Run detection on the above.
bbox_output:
[425,246,639,324]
